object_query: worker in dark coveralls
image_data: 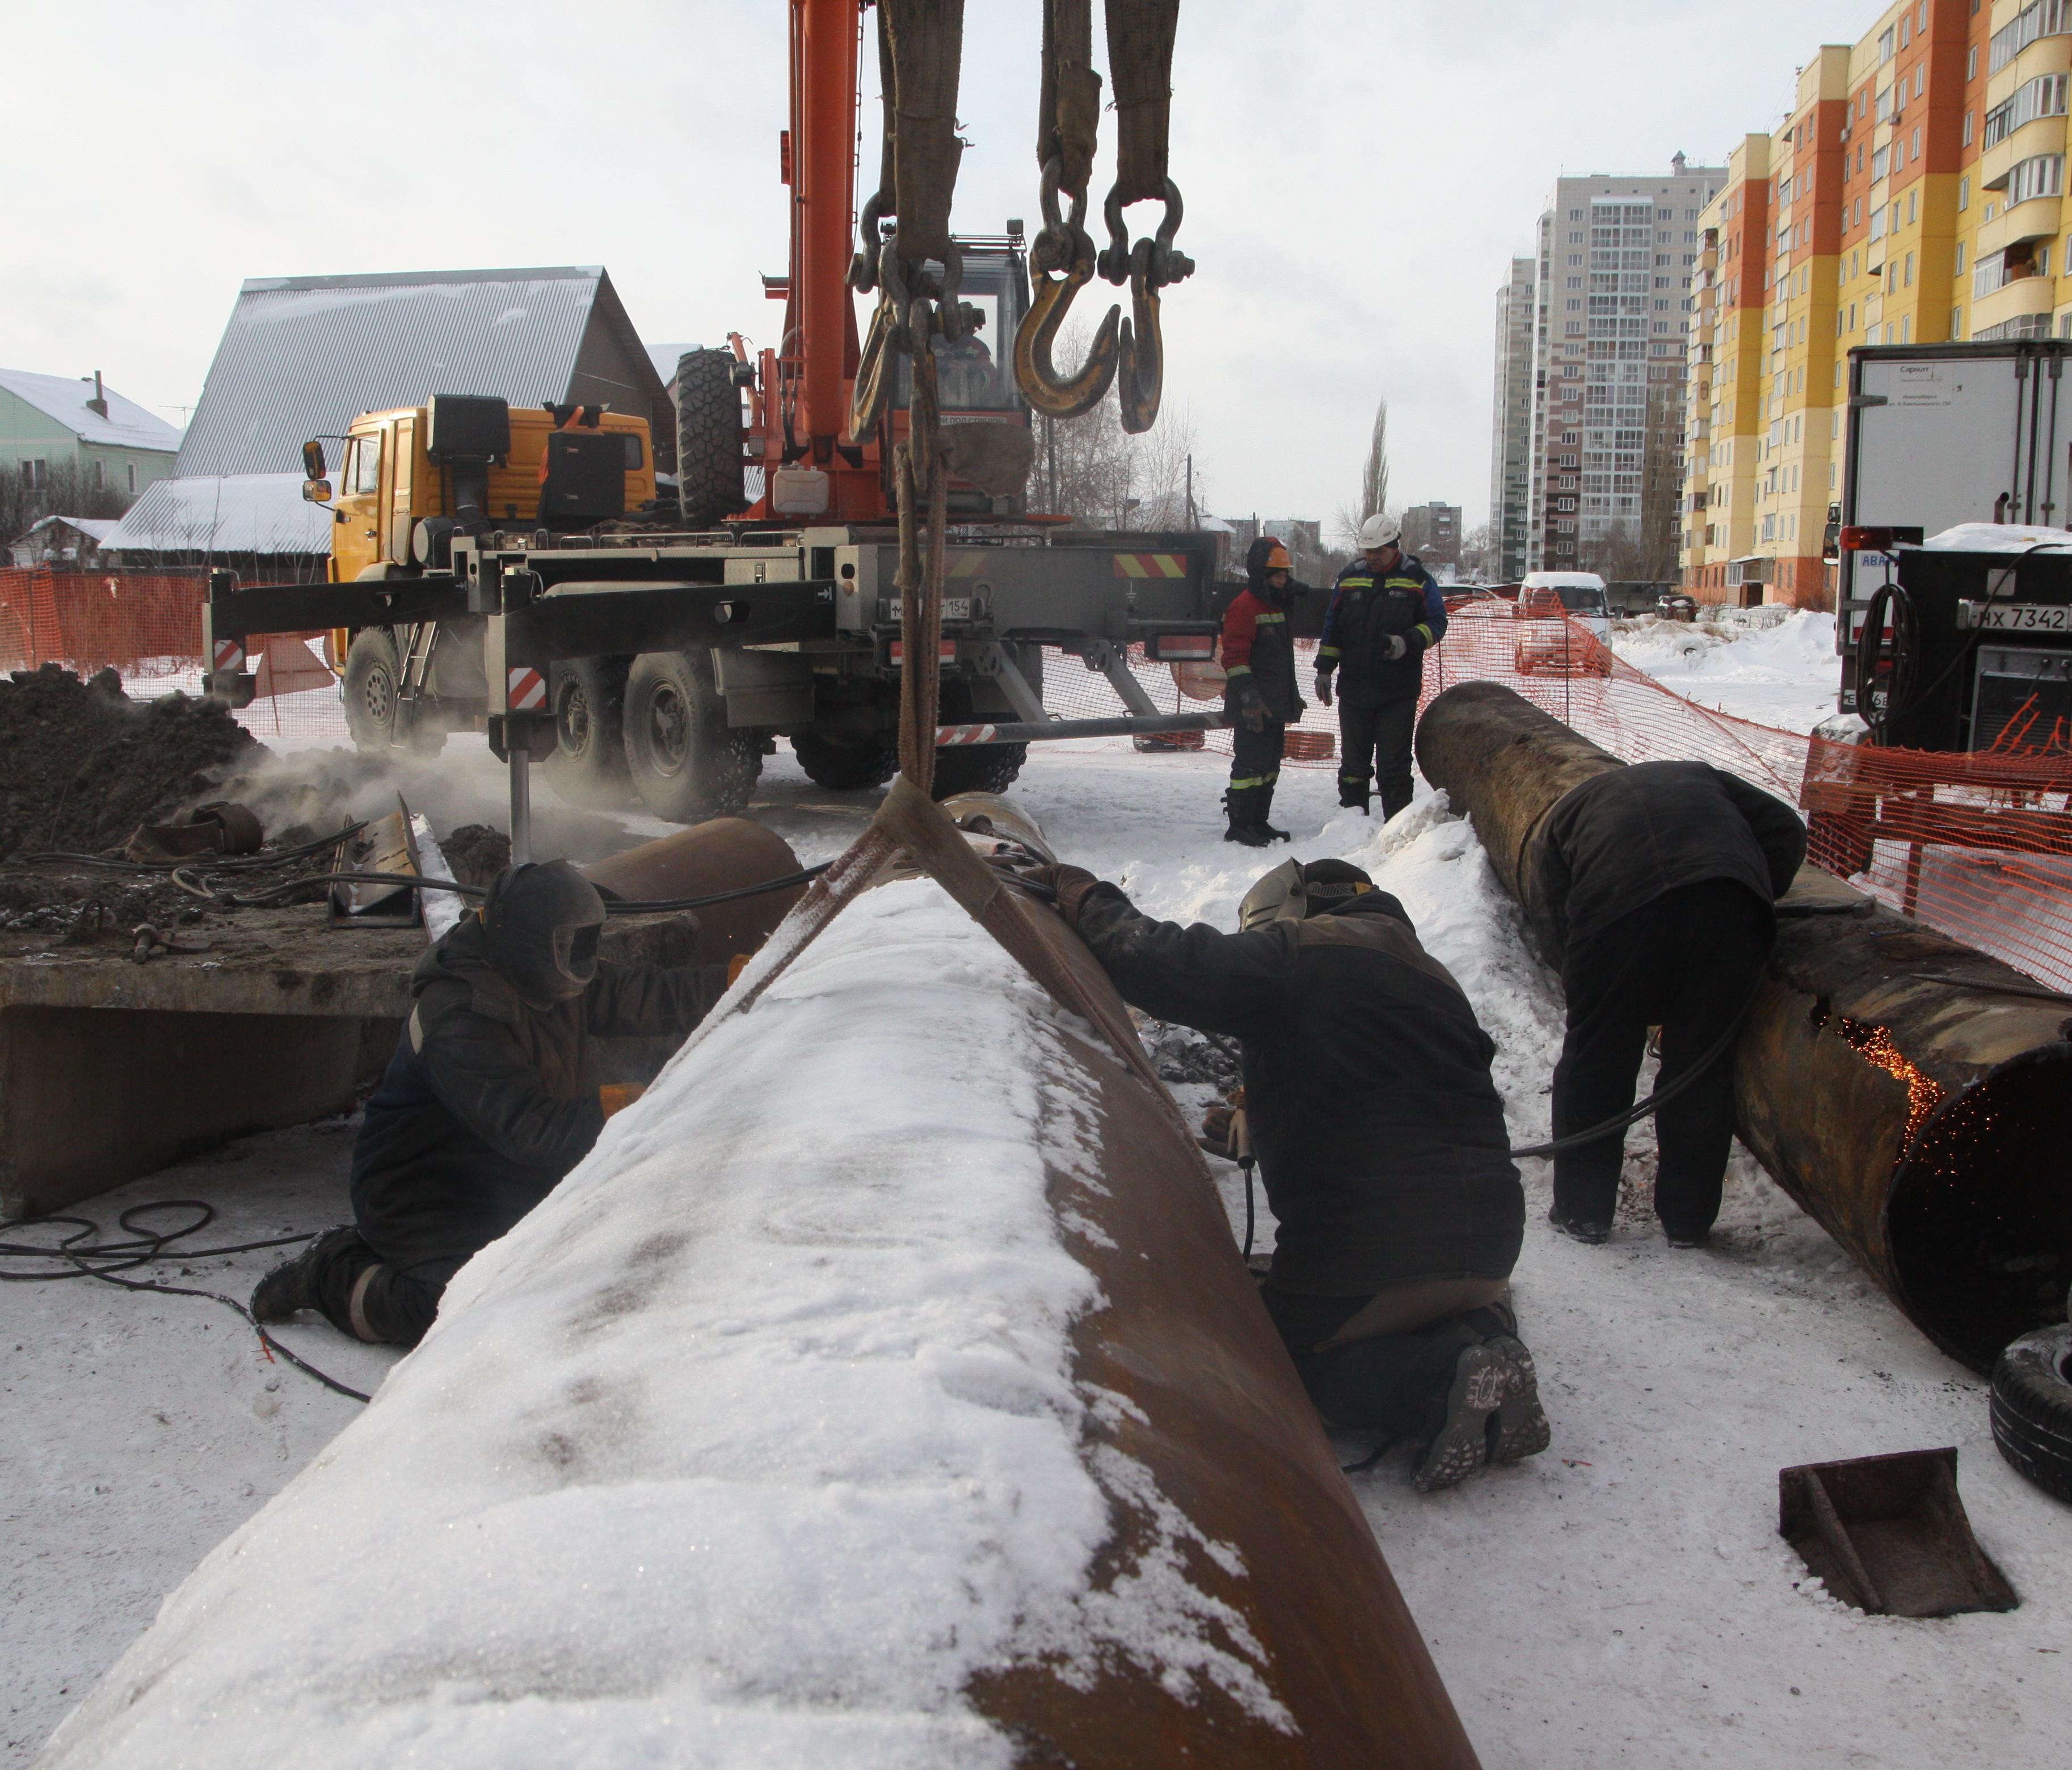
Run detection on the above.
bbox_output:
[1218,536,1308,847]
[252,862,726,1346]
[1532,762,1806,1248]
[1313,513,1447,820]
[1021,853,1549,1490]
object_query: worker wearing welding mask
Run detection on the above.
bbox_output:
[1218,536,1308,846]
[1531,762,1806,1248]
[1314,515,1447,820]
[1017,853,1547,1492]
[252,862,727,1346]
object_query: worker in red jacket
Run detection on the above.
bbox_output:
[1219,537,1308,846]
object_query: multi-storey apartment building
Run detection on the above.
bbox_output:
[1489,257,1536,581]
[1523,157,1726,576]
[1399,500,1463,569]
[1682,0,2010,606]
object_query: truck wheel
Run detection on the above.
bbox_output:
[623,650,761,823]
[928,743,1029,798]
[1991,1322,2072,1504]
[544,658,633,806]
[676,349,745,528]
[791,731,899,791]
[342,628,401,752]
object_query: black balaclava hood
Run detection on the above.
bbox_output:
[482,862,607,1008]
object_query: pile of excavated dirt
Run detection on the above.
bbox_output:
[0,665,262,860]
[439,823,511,887]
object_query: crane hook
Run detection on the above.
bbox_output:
[1012,159,1121,420]
[1117,255,1162,435]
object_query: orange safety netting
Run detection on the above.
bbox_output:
[0,568,349,740]
[12,570,2071,991]
[1042,597,2072,994]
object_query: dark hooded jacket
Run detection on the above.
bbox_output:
[351,913,727,1270]
[1069,884,1522,1296]
[1220,538,1308,723]
[1527,760,1807,964]
[1318,551,1448,702]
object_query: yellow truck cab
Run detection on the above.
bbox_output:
[305,398,656,583]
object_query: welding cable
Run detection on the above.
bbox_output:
[219,862,835,913]
[20,821,368,875]
[0,1200,371,1403]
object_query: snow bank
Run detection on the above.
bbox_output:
[40,881,1279,1769]
[1610,611,1841,735]
[1920,522,2072,553]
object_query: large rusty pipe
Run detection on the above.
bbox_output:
[43,799,1480,1768]
[1417,681,2072,1373]
[582,817,808,966]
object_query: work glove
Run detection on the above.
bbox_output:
[1313,668,1334,708]
[1008,861,1103,926]
[1382,633,1409,662]
[599,1083,646,1119]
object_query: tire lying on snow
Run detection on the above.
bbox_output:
[1991,1321,2072,1504]
[622,649,761,823]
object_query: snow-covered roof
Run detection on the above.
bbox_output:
[1918,522,2072,553]
[99,473,332,557]
[18,514,118,542]
[0,368,181,454]
[1522,571,1608,589]
[175,267,671,478]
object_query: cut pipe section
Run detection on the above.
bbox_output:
[1417,681,2072,1373]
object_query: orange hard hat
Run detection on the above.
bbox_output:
[1263,542,1292,572]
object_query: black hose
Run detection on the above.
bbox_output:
[0,1200,371,1403]
[20,821,368,874]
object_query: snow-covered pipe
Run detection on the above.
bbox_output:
[39,808,1479,1767]
[1418,681,2072,1373]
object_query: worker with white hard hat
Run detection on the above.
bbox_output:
[1314,514,1447,820]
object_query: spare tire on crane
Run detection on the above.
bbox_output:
[675,348,746,528]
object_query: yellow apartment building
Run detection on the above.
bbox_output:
[1682,0,2008,606]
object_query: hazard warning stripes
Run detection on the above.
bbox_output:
[213,637,245,671]
[1113,553,1189,579]
[935,723,1001,745]
[506,666,547,711]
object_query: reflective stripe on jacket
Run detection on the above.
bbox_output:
[1220,584,1305,721]
[1317,553,1447,701]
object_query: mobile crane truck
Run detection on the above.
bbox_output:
[201,0,1223,849]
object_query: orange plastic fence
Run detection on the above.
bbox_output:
[14,570,2071,990]
[1045,600,2072,993]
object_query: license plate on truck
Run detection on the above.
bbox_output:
[1961,601,2072,632]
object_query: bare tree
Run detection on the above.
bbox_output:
[1459,520,1497,581]
[1026,318,1206,531]
[1359,397,1390,527]
[1,459,135,551]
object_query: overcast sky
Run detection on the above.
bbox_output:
[10,1,1877,528]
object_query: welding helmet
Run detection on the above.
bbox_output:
[1238,857,1403,929]
[483,861,607,1007]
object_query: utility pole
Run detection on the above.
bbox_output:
[1184,453,1195,528]
[1045,414,1058,514]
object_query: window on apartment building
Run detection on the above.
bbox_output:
[1880,26,1894,61]
[1872,146,1888,182]
[1905,251,1914,288]
[1570,208,1584,220]
[1911,125,1922,163]
[1991,0,2072,77]
[1960,176,1970,210]
[1969,45,1979,81]
[1983,73,2069,148]
[1569,231,1583,243]
[1915,68,1924,99]
[2008,153,2067,207]
[2042,244,2056,276]
[1956,241,1966,273]
[1850,300,1858,330]
[1565,321,1583,335]
[1964,111,1975,146]
[1901,317,1912,343]
[1899,15,1910,47]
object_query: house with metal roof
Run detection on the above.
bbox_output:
[104,266,673,571]
[0,368,180,502]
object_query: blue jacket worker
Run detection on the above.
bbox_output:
[1314,514,1447,820]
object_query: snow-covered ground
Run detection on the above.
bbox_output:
[1611,610,1843,735]
[7,622,2069,1766]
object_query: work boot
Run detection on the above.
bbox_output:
[1547,1204,1611,1245]
[1484,1333,1552,1465]
[1412,1342,1510,1491]
[1255,787,1291,844]
[1222,787,1273,847]
[1664,1226,1711,1249]
[251,1225,365,1324]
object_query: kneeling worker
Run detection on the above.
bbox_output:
[1532,761,1806,1248]
[253,862,727,1345]
[1026,854,1547,1490]
[1218,535,1307,847]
